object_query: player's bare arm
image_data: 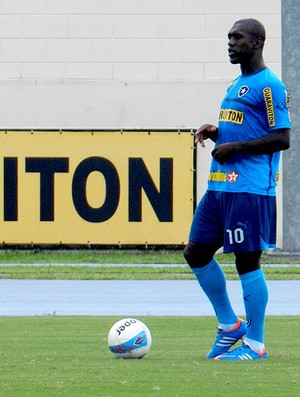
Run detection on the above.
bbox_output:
[194,124,218,147]
[212,128,290,164]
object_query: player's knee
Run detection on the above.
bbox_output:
[183,242,215,268]
[183,245,198,267]
[235,251,262,275]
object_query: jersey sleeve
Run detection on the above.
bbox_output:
[262,79,291,130]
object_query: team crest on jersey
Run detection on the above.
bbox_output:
[238,85,249,97]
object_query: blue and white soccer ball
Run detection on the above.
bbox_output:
[108,318,152,359]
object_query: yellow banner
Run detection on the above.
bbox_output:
[0,130,194,245]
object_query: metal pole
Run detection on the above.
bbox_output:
[282,0,300,252]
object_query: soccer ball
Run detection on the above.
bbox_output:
[108,318,152,359]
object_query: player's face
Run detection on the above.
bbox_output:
[227,23,255,65]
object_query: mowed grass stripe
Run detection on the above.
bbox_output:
[0,264,299,280]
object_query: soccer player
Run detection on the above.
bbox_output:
[184,18,291,360]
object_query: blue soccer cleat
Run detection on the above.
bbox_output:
[214,342,268,360]
[206,318,247,359]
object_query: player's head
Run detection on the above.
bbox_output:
[234,19,266,41]
[227,19,266,65]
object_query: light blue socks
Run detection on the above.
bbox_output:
[191,258,238,325]
[240,268,268,345]
[192,261,268,350]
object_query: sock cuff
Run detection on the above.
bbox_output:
[191,258,218,276]
[239,268,264,284]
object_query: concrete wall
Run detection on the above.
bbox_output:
[0,0,285,245]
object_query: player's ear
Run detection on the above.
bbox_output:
[253,37,264,50]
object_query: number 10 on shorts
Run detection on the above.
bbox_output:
[226,228,245,244]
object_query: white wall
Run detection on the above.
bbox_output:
[0,0,284,245]
[0,0,281,129]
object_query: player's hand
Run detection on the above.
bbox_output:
[211,142,240,163]
[194,124,218,147]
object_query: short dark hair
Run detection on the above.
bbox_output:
[234,18,266,41]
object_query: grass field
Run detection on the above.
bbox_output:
[1,248,300,265]
[0,263,299,280]
[0,249,299,280]
[0,316,299,397]
[1,250,299,396]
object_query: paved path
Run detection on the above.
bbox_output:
[0,279,299,316]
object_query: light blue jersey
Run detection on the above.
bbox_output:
[207,68,291,196]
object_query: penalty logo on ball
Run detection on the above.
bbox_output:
[108,318,152,359]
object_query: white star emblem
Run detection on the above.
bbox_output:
[238,85,249,97]
[227,171,239,182]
